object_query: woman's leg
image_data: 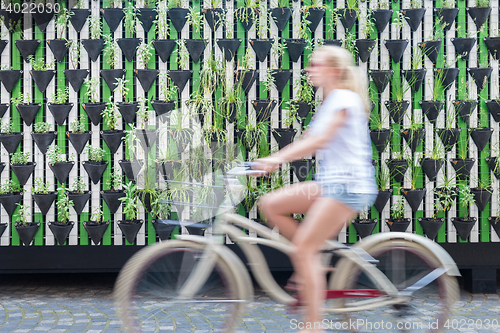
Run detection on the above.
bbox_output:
[292,197,357,332]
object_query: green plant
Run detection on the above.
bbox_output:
[90,206,105,224]
[136,41,153,70]
[410,46,424,70]
[86,145,106,162]
[159,73,179,102]
[432,68,447,101]
[109,0,124,8]
[405,158,422,190]
[458,185,475,219]
[294,74,315,104]
[219,80,243,120]
[441,0,455,7]
[376,165,390,190]
[137,97,150,130]
[155,1,170,39]
[346,0,359,9]
[393,11,405,39]
[241,118,267,151]
[114,77,130,102]
[325,7,339,40]
[72,176,86,193]
[391,77,410,102]
[343,32,357,58]
[390,196,406,219]
[103,35,120,69]
[32,177,51,194]
[56,8,70,39]
[150,189,170,220]
[186,7,203,36]
[369,110,385,130]
[0,180,22,194]
[360,12,375,37]
[50,86,70,104]
[123,124,139,161]
[409,0,423,8]
[16,203,31,226]
[123,2,137,36]
[444,103,456,130]
[143,0,156,8]
[431,17,446,41]
[88,15,102,40]
[262,68,276,94]
[1,118,13,134]
[119,182,139,220]
[84,77,100,103]
[10,92,31,107]
[377,0,390,9]
[107,166,123,191]
[47,145,69,165]
[433,188,454,219]
[209,0,222,7]
[56,187,74,224]
[27,55,56,70]
[189,145,211,181]
[282,104,297,127]
[11,151,30,164]
[271,38,286,68]
[199,52,224,93]
[34,121,51,134]
[102,100,121,131]
[235,0,259,29]
[476,0,490,7]
[167,0,182,8]
[295,10,311,39]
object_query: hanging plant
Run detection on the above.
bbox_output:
[152,73,178,117]
[386,195,410,232]
[68,176,90,215]
[31,177,57,216]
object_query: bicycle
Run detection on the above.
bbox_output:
[114,163,460,332]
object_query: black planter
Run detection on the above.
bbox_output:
[49,161,74,184]
[450,158,475,181]
[101,69,126,91]
[402,69,426,93]
[284,39,306,62]
[15,39,40,62]
[101,8,125,32]
[235,69,258,95]
[153,39,177,62]
[0,103,7,118]
[101,130,125,154]
[270,69,292,93]
[168,70,191,93]
[16,103,41,126]
[237,8,258,31]
[159,161,181,180]
[306,8,325,32]
[118,220,144,244]
[468,67,492,90]
[47,39,68,63]
[291,159,313,182]
[33,191,57,215]
[387,159,408,183]
[0,162,4,175]
[83,161,109,185]
[48,103,73,126]
[250,39,274,62]
[419,40,441,64]
[137,8,156,33]
[486,100,500,122]
[101,190,125,214]
[338,8,357,31]
[135,69,158,92]
[401,128,425,153]
[117,38,141,62]
[69,191,91,214]
[153,220,177,240]
[291,101,312,122]
[454,100,477,124]
[323,39,342,47]
[402,8,426,32]
[168,8,189,32]
[421,158,444,182]
[15,223,40,246]
[471,187,492,212]
[385,100,409,123]
[0,193,23,217]
[68,131,91,155]
[0,133,23,154]
[82,103,106,126]
[203,8,224,31]
[372,9,392,32]
[152,100,176,117]
[437,128,461,152]
[470,127,493,151]
[374,189,392,213]
[32,11,54,32]
[185,39,206,62]
[30,70,55,93]
[386,218,411,232]
[467,7,491,30]
[434,8,459,32]
[0,223,5,238]
[271,7,291,32]
[0,9,22,31]
[451,217,477,240]
[419,100,444,125]
[64,69,89,92]
[136,129,157,151]
[11,162,35,187]
[451,37,476,60]
[370,129,392,153]
[437,67,460,90]
[82,39,105,62]
[49,222,74,245]
[419,218,444,240]
[484,37,500,59]
[138,191,153,212]
[352,219,377,238]
[0,70,22,93]
[272,128,297,149]
[217,39,242,61]
[401,188,426,211]
[252,100,277,122]
[31,131,55,154]
[370,70,394,93]
[120,160,141,181]
[486,157,500,179]
[356,39,376,63]
[117,102,138,124]
[69,8,90,33]
[488,217,500,238]
[385,39,408,63]
[84,221,110,245]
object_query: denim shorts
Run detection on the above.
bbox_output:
[320,182,377,212]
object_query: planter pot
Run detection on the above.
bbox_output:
[250,39,274,62]
[272,128,297,149]
[160,160,181,180]
[306,7,325,32]
[401,128,425,153]
[419,218,444,240]
[185,220,210,236]
[117,102,139,124]
[451,217,477,240]
[488,217,500,238]
[48,103,73,126]
[118,220,144,244]
[69,191,91,214]
[434,8,459,31]
[370,129,392,153]
[235,69,258,95]
[486,100,500,122]
[67,131,91,155]
[101,190,125,214]
[451,37,476,60]
[33,191,57,215]
[470,127,493,151]
[30,69,55,93]
[291,101,312,122]
[217,39,242,61]
[152,39,177,62]
[402,8,425,32]
[402,69,426,92]
[454,100,477,124]
[101,8,125,32]
[419,100,444,125]
[11,162,35,187]
[486,157,500,179]
[370,70,393,93]
[0,103,7,118]
[0,193,23,217]
[203,8,224,30]
[49,222,74,245]
[82,39,105,62]
[419,40,441,64]
[15,223,40,246]
[84,221,110,245]
[120,159,141,181]
[471,187,492,212]
[185,39,206,62]
[284,39,306,62]
[237,8,258,31]
[386,218,411,232]
[83,161,109,185]
[323,39,342,46]
[401,188,426,211]
[338,8,357,31]
[69,8,90,33]
[270,69,292,93]
[271,7,291,31]
[450,158,475,181]
[372,9,392,32]
[437,128,461,152]
[117,38,141,62]
[356,39,376,63]
[0,132,23,154]
[47,39,68,62]
[252,100,277,122]
[137,8,156,33]
[49,161,74,184]
[16,103,41,126]
[32,131,55,154]
[32,10,53,32]
[291,159,313,182]
[385,39,408,63]
[167,8,189,31]
[0,9,22,31]
[484,37,500,60]
[168,70,191,93]
[138,191,153,212]
[101,130,125,155]
[437,67,460,90]
[136,129,157,151]
[0,70,22,93]
[82,103,106,126]
[374,189,392,213]
[467,7,491,30]
[101,69,126,91]
[352,219,377,238]
[468,67,492,90]
[152,100,176,117]
[15,39,40,62]
[153,220,177,241]
[385,100,409,123]
[135,69,158,92]
[421,158,444,182]
[64,69,89,92]
[387,159,408,183]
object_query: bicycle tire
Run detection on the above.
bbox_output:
[114,240,249,332]
[328,239,458,332]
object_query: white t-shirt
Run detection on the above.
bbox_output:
[308,89,378,194]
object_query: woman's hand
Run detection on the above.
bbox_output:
[251,156,285,176]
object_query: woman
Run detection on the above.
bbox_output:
[253,46,378,332]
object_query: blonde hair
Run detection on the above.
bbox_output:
[312,46,371,116]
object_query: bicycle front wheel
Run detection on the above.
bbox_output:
[114,240,246,333]
[329,240,458,332]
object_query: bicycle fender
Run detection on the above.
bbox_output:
[354,232,461,276]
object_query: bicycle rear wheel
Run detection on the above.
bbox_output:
[328,240,458,332]
[114,240,246,333]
